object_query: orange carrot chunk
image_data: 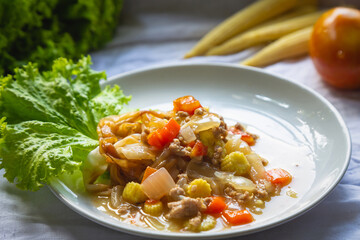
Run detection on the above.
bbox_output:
[205,196,227,215]
[266,168,292,187]
[229,127,255,146]
[141,166,158,183]
[147,118,180,148]
[223,209,253,225]
[173,95,202,115]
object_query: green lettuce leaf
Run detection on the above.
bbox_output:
[0,56,131,191]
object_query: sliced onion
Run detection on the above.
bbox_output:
[225,134,251,154]
[215,171,256,192]
[180,126,196,143]
[141,167,176,200]
[246,152,267,181]
[193,117,221,133]
[182,116,221,133]
[114,134,141,148]
[117,143,156,160]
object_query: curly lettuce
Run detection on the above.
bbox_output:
[0,56,131,191]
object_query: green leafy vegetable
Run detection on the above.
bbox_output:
[0,56,131,191]
[0,0,123,75]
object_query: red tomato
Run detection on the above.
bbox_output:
[309,7,360,89]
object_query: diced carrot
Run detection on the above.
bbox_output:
[147,118,181,148]
[147,131,163,148]
[191,140,207,157]
[205,196,227,215]
[229,127,255,146]
[240,133,255,146]
[266,168,292,187]
[141,166,158,183]
[173,95,202,115]
[222,209,253,226]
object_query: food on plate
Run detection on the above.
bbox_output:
[86,95,293,232]
[241,26,313,67]
[184,0,299,58]
[309,7,360,89]
[207,10,323,56]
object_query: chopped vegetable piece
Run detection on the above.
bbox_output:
[180,126,197,143]
[173,95,202,115]
[240,133,255,146]
[246,152,267,181]
[199,129,216,147]
[191,141,208,157]
[147,118,180,148]
[122,182,148,204]
[141,167,176,200]
[221,152,251,176]
[141,166,158,183]
[266,168,292,187]
[187,179,212,198]
[143,200,164,216]
[205,196,227,214]
[229,127,255,146]
[223,210,253,225]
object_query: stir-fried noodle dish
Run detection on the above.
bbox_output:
[84,95,293,232]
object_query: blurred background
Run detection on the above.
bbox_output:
[1,0,360,240]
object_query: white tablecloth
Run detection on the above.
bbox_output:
[1,0,360,239]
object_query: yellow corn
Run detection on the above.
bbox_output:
[187,179,212,198]
[207,10,322,56]
[251,5,317,30]
[143,201,163,216]
[241,26,313,67]
[184,0,298,58]
[122,182,148,204]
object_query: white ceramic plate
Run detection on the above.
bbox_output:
[49,63,351,239]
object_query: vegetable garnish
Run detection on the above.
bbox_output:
[0,56,131,191]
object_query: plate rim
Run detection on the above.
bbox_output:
[49,62,351,239]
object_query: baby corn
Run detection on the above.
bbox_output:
[251,5,317,30]
[184,0,298,58]
[207,11,322,56]
[241,26,313,67]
